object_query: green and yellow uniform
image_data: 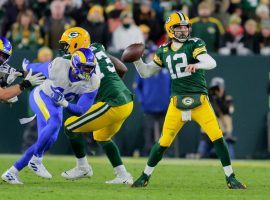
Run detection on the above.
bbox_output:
[64,43,133,141]
[153,38,222,146]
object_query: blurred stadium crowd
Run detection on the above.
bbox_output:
[0,0,269,56]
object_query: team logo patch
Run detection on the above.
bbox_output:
[182,97,194,106]
[165,17,171,24]
[68,32,79,38]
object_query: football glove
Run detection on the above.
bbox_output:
[19,69,45,90]
[50,86,68,107]
[0,63,23,85]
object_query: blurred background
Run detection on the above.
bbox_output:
[0,0,270,159]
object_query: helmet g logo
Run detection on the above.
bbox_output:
[68,32,79,38]
[182,97,194,106]
[165,17,171,24]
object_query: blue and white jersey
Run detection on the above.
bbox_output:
[28,57,100,102]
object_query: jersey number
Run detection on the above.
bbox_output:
[95,51,116,79]
[165,53,191,79]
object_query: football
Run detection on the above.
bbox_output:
[121,43,145,62]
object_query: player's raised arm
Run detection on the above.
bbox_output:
[0,69,45,101]
[121,43,161,78]
[108,54,128,78]
[133,58,161,78]
[22,58,50,78]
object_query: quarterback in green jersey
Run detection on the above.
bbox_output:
[131,12,246,189]
[59,27,134,184]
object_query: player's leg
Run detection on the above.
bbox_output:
[94,119,133,184]
[1,145,36,184]
[61,133,93,180]
[64,102,111,162]
[62,102,112,179]
[1,89,47,184]
[192,95,246,189]
[62,102,133,180]
[132,99,185,187]
[27,89,63,179]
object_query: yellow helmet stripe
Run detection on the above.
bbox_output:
[0,40,4,52]
[76,51,86,63]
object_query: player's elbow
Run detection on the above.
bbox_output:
[209,57,217,69]
[117,67,128,78]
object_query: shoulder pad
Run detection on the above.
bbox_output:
[188,37,202,42]
[91,43,105,51]
[159,42,170,48]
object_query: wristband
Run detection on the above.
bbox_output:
[19,80,32,91]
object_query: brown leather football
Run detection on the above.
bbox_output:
[121,43,145,62]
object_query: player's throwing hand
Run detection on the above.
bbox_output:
[185,64,197,73]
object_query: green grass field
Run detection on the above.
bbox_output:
[0,155,269,200]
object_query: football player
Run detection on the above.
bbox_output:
[0,37,44,102]
[1,46,100,184]
[60,27,134,184]
[130,12,246,189]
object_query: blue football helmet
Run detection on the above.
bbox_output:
[71,48,96,80]
[0,37,12,65]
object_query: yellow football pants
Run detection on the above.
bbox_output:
[159,95,223,147]
[64,101,133,141]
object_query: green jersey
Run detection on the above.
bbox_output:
[90,43,132,106]
[153,37,208,96]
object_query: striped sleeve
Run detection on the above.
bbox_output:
[153,47,163,67]
[192,38,207,59]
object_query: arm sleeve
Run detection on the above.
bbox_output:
[133,58,161,78]
[26,62,50,78]
[195,53,217,70]
[66,90,98,116]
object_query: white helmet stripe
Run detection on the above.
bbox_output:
[177,12,185,21]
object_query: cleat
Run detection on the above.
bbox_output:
[131,172,150,187]
[1,170,23,185]
[61,165,93,180]
[105,172,133,185]
[28,158,52,179]
[226,173,247,189]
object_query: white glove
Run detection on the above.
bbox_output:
[24,69,45,86]
[50,86,68,107]
[0,63,22,85]
[22,58,30,71]
[7,96,18,103]
[7,71,23,85]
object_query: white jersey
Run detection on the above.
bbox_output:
[40,57,100,101]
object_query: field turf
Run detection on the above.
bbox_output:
[0,155,269,200]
